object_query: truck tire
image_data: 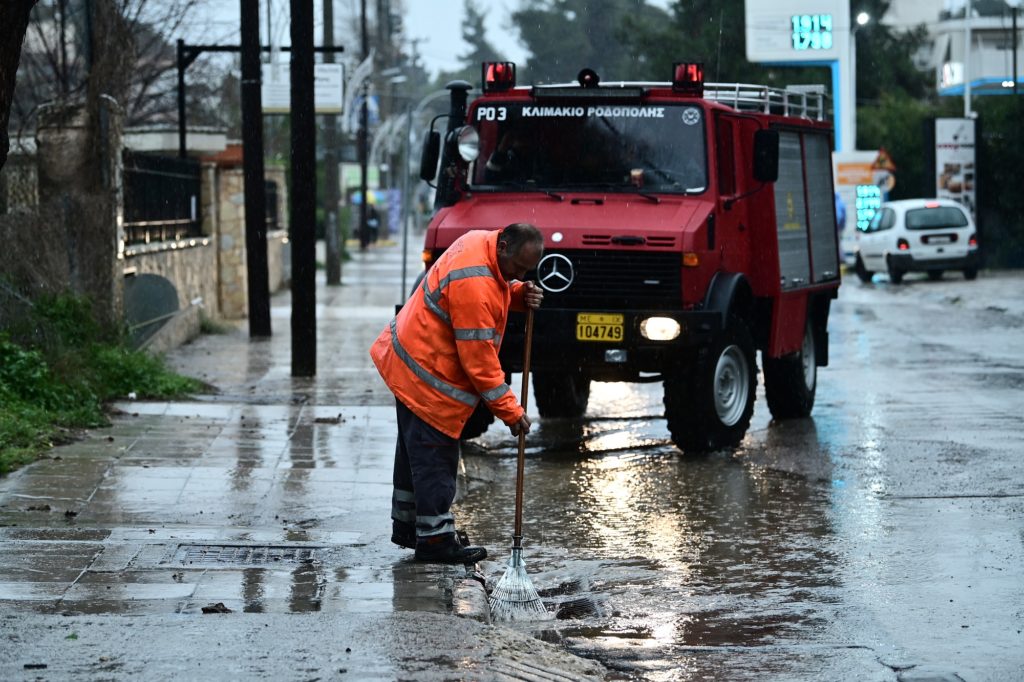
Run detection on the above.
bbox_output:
[764,320,817,419]
[460,402,495,440]
[533,370,591,418]
[854,255,873,283]
[663,315,757,453]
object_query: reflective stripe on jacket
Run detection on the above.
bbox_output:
[370,230,528,438]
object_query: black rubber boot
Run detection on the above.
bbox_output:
[392,522,471,550]
[391,521,416,550]
[414,534,487,564]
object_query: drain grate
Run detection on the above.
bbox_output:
[170,544,321,566]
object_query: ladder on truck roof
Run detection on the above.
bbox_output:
[704,83,828,121]
[528,81,829,121]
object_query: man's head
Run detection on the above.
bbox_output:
[496,223,544,282]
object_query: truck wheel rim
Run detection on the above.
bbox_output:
[714,345,750,425]
[802,327,816,391]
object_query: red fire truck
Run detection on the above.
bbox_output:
[418,62,841,452]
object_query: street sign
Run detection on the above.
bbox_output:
[261,63,345,114]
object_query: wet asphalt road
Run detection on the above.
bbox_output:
[460,270,1024,681]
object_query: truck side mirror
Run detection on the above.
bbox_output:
[753,129,779,184]
[419,131,440,181]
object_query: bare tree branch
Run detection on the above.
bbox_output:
[11,0,211,133]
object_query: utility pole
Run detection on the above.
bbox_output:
[1014,1,1020,96]
[240,0,271,337]
[291,0,316,377]
[324,0,342,284]
[359,0,370,250]
[964,0,973,117]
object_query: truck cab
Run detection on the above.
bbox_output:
[420,62,841,452]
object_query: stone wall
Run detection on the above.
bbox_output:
[124,241,219,317]
[214,165,290,320]
[32,98,124,326]
[123,240,218,353]
[215,168,248,319]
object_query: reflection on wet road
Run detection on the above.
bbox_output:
[462,381,849,680]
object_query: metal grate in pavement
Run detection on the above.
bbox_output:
[170,544,321,566]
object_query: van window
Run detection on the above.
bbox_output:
[866,207,895,232]
[905,206,968,230]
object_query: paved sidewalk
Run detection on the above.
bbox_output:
[0,242,604,681]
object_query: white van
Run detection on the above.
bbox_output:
[854,198,979,283]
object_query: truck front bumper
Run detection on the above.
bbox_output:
[499,308,721,379]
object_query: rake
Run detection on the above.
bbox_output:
[488,307,549,621]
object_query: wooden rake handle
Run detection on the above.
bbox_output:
[513,307,534,545]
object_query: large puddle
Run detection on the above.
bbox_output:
[458,380,856,680]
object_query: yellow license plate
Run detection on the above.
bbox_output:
[576,313,624,342]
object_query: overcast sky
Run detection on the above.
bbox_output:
[189,1,672,78]
[404,0,674,77]
[404,0,525,77]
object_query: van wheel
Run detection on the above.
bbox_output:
[927,270,944,281]
[460,402,494,440]
[664,315,756,453]
[534,370,591,418]
[887,257,904,284]
[854,255,873,283]
[963,267,978,280]
[764,320,817,419]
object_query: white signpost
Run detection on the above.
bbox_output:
[261,63,345,114]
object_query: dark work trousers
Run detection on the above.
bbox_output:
[392,399,460,542]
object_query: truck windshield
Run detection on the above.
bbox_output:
[469,102,707,194]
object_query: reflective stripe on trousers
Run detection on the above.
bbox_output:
[391,399,460,540]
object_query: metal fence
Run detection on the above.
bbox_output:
[122,151,201,245]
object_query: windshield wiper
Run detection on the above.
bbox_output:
[556,182,659,202]
[478,181,561,200]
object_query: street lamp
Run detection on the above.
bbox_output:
[847,11,870,152]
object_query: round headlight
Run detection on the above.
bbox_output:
[456,126,479,162]
[640,316,681,341]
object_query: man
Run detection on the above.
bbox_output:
[370,223,545,564]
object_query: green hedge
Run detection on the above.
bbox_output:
[0,293,202,475]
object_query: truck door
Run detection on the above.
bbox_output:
[803,133,840,283]
[774,131,811,289]
[772,130,840,289]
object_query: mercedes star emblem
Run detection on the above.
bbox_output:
[537,253,574,293]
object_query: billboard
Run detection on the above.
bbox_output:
[746,0,850,63]
[935,118,977,219]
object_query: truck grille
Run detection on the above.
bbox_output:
[532,250,681,310]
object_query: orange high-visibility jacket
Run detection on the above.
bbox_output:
[370,230,529,438]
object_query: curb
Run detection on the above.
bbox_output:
[452,576,491,623]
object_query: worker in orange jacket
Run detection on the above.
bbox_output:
[370,223,544,564]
